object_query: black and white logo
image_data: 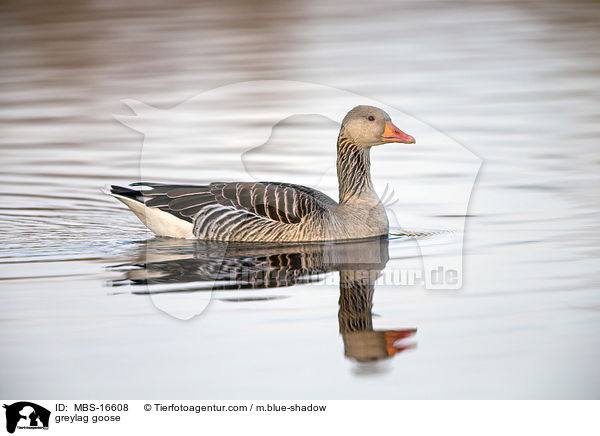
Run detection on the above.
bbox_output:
[3,402,50,434]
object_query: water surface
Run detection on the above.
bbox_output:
[1,0,599,399]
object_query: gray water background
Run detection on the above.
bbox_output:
[1,0,599,398]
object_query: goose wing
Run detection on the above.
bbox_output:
[129,181,337,226]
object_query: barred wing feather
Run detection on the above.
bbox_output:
[130,182,337,240]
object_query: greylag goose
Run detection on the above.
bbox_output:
[108,105,415,242]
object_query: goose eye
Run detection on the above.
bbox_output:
[367,115,375,121]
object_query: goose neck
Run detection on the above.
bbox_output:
[337,131,374,203]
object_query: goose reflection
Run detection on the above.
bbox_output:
[111,237,416,363]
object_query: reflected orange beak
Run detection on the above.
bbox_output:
[384,329,417,356]
[382,121,415,144]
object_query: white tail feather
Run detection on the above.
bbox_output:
[111,194,194,238]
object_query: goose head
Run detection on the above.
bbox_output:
[341,105,415,148]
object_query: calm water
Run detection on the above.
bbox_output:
[1,0,599,399]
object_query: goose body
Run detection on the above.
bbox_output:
[108,105,415,242]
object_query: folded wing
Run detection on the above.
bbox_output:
[121,181,337,240]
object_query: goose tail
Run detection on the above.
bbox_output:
[102,184,194,238]
[102,184,145,202]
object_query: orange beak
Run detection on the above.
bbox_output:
[382,121,415,144]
